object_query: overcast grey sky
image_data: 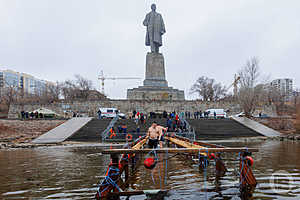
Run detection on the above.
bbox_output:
[1,0,299,99]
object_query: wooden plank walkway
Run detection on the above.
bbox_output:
[102,147,259,154]
[32,117,93,144]
[231,116,281,137]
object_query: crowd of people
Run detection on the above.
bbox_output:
[130,110,188,133]
[20,111,44,119]
[184,110,213,119]
[108,109,222,140]
[130,110,218,121]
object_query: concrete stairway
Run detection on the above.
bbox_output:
[67,118,111,142]
[103,118,168,141]
[113,119,138,133]
[187,118,263,139]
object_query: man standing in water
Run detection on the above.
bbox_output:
[147,122,160,148]
[147,122,168,148]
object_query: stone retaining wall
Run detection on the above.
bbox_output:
[8,99,276,118]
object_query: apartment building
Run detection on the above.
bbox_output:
[270,78,293,100]
[0,69,54,95]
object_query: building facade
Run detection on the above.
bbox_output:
[0,69,54,95]
[270,78,293,100]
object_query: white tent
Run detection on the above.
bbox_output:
[31,108,59,117]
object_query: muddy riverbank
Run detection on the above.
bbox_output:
[0,119,66,145]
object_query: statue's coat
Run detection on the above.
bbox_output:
[143,11,166,47]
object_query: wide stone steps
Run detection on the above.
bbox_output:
[105,118,168,142]
[187,118,262,139]
[67,118,111,142]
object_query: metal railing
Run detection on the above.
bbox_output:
[179,114,196,141]
[101,116,119,141]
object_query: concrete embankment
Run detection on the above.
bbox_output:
[231,116,281,137]
[32,117,93,144]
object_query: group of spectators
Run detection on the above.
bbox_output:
[20,111,44,119]
[132,110,146,125]
[110,124,130,134]
[184,110,213,119]
[166,116,187,133]
[133,110,188,133]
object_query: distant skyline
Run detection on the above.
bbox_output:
[1,0,299,99]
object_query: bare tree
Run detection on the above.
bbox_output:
[61,75,94,101]
[1,80,20,105]
[237,57,265,117]
[74,74,93,100]
[46,81,61,101]
[296,104,300,134]
[213,82,227,101]
[0,79,22,115]
[266,85,285,105]
[190,76,227,101]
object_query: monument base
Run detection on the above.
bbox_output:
[127,52,185,101]
[127,86,185,101]
[144,52,168,87]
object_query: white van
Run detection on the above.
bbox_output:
[205,109,227,118]
[98,108,125,119]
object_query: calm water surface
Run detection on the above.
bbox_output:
[0,140,299,200]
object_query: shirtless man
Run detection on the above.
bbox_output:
[157,125,168,148]
[147,122,160,149]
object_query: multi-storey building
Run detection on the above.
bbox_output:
[0,69,54,95]
[270,78,293,100]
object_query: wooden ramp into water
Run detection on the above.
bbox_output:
[231,116,281,137]
[32,117,93,144]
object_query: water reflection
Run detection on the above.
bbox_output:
[0,140,299,199]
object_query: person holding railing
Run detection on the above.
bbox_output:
[157,125,168,148]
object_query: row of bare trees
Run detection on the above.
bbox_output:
[0,75,104,115]
[190,57,298,117]
[236,57,268,116]
[190,76,227,101]
[237,57,299,116]
[60,75,94,101]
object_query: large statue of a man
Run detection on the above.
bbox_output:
[143,4,166,53]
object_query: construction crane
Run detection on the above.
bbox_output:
[98,70,141,95]
[227,74,241,96]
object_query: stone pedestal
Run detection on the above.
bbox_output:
[127,86,185,101]
[143,53,168,87]
[127,52,185,101]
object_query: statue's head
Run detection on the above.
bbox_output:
[151,4,156,11]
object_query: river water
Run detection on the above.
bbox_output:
[0,140,299,200]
